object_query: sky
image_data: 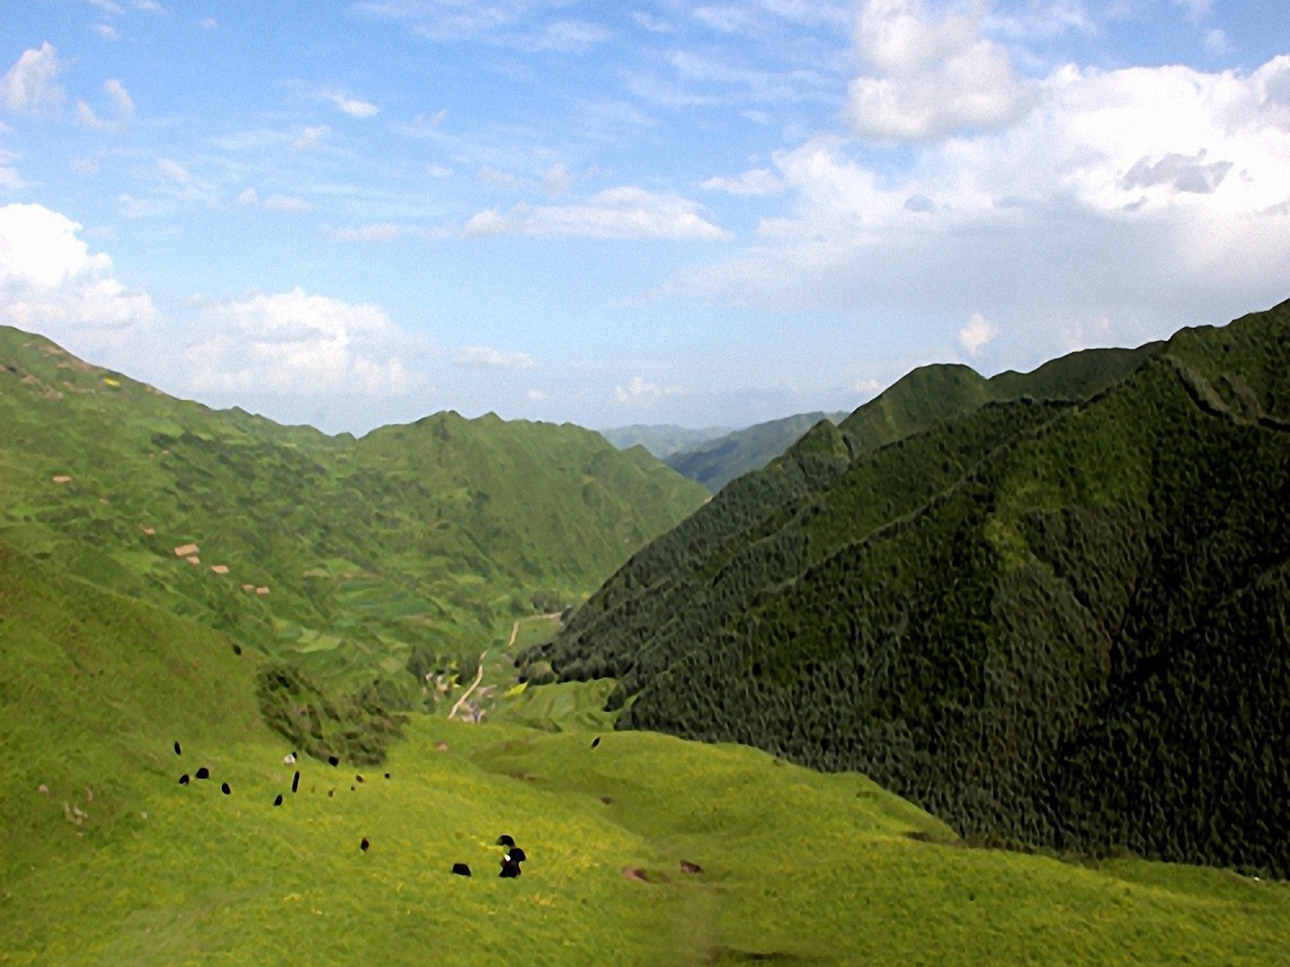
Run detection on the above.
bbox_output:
[1,0,1288,434]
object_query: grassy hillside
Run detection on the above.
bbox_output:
[0,324,707,720]
[664,411,850,493]
[530,302,1290,876]
[599,424,732,458]
[3,541,1289,964]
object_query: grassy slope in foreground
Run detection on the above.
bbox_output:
[0,324,707,705]
[2,544,1289,965]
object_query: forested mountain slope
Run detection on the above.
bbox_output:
[0,325,708,705]
[527,301,1290,876]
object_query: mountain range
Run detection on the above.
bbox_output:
[529,301,1290,877]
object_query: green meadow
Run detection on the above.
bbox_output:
[3,544,1288,966]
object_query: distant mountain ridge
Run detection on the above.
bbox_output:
[527,303,1290,876]
[599,423,733,458]
[0,325,708,715]
[664,411,850,493]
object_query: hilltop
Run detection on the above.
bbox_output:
[0,325,707,722]
[529,301,1290,877]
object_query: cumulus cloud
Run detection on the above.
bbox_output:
[700,168,785,196]
[615,376,661,403]
[76,78,134,132]
[235,187,259,208]
[186,288,424,396]
[453,346,535,369]
[91,24,120,40]
[614,376,686,404]
[847,0,1030,141]
[1,43,66,117]
[293,124,330,150]
[679,54,1290,359]
[959,311,999,356]
[0,203,159,345]
[326,92,379,118]
[464,187,731,240]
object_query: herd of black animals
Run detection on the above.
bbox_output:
[525,300,1290,879]
[170,739,529,877]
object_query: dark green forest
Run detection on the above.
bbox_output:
[529,301,1290,876]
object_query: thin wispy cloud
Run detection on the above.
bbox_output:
[464,187,731,240]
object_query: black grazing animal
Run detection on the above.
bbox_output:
[328,755,339,767]
[500,846,526,878]
[178,774,190,785]
[497,834,515,847]
[292,771,300,793]
[452,863,472,877]
[221,782,231,795]
[174,741,182,755]
[591,737,600,749]
[195,767,209,780]
[274,794,283,807]
[361,837,370,853]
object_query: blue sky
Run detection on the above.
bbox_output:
[2,1,1288,433]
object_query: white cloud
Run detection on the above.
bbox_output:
[293,124,330,150]
[70,156,100,176]
[76,78,134,132]
[323,223,401,242]
[959,311,999,356]
[0,148,25,188]
[326,92,379,118]
[1,44,66,117]
[700,168,785,196]
[516,20,610,53]
[91,23,120,40]
[156,158,190,184]
[1204,28,1232,58]
[356,2,607,52]
[235,187,259,208]
[200,17,217,29]
[679,54,1290,358]
[526,388,548,400]
[87,0,125,13]
[847,0,1030,141]
[464,187,731,240]
[186,288,424,396]
[615,375,662,404]
[133,0,165,11]
[264,194,310,213]
[0,203,159,345]
[453,346,536,369]
[427,164,453,178]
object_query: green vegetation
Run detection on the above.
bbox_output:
[0,324,707,728]
[3,540,1289,964]
[664,411,850,494]
[533,301,1290,877]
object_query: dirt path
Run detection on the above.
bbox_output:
[448,651,487,721]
